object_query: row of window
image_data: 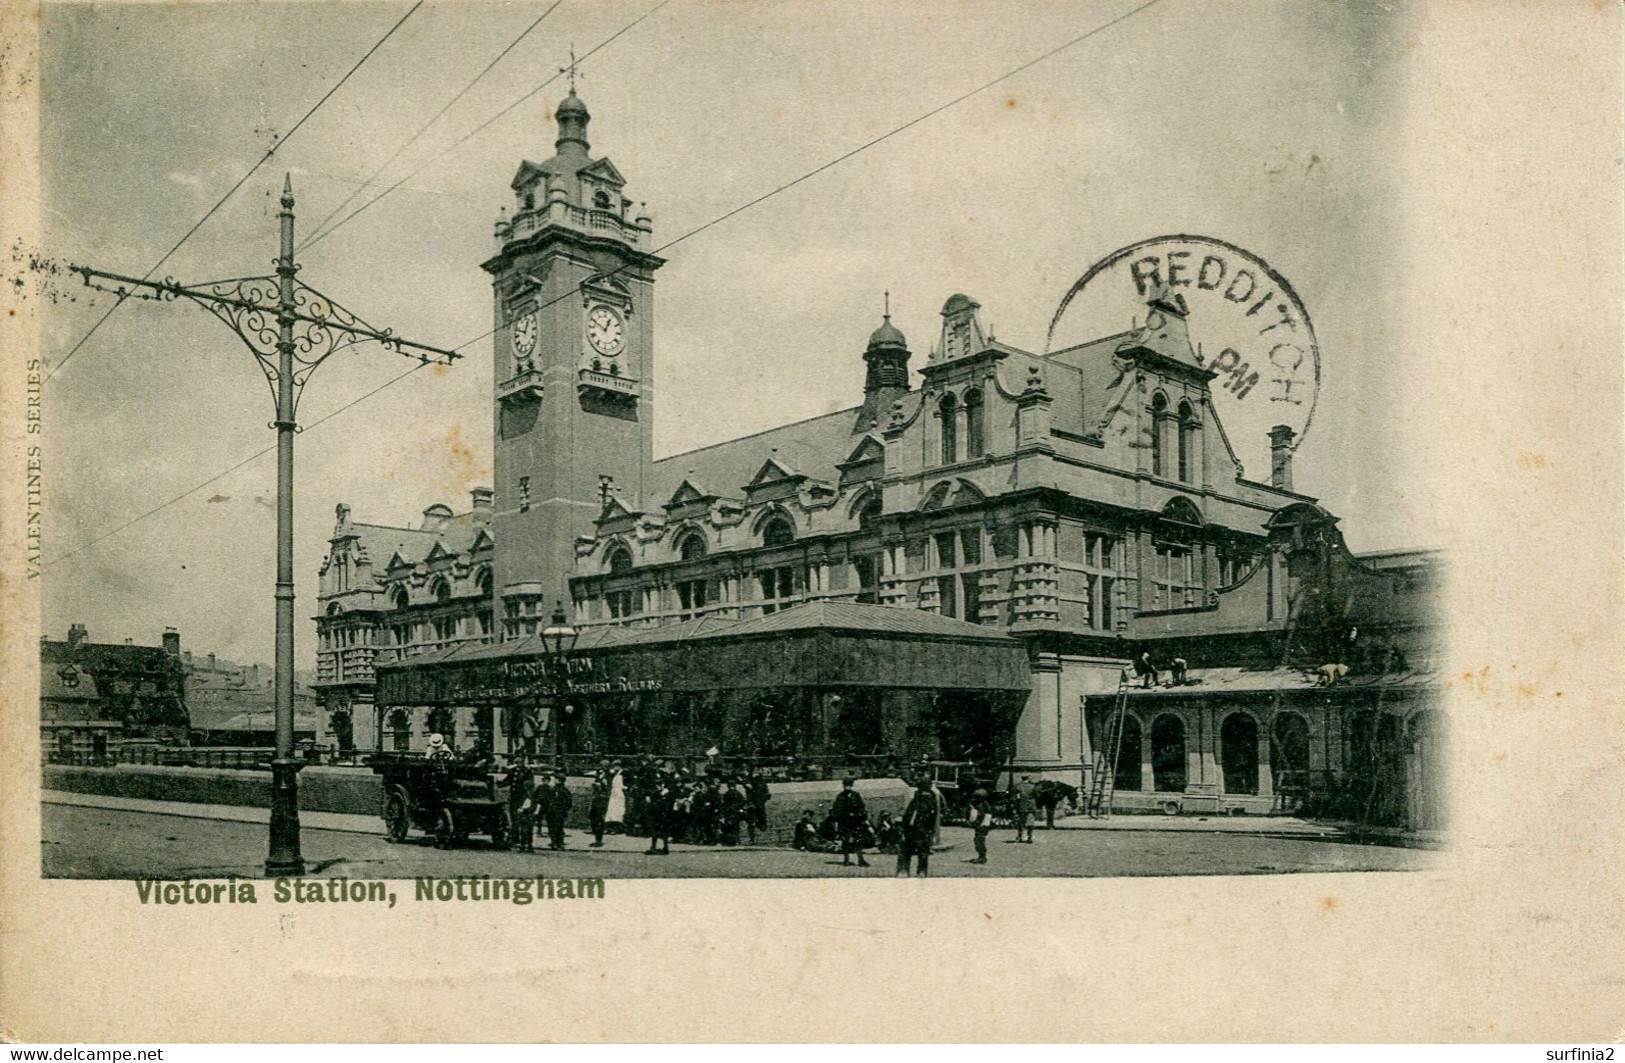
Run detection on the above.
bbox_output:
[1150,394,1202,483]
[936,388,986,465]
[319,611,494,653]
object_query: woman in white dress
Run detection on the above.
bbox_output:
[605,760,627,830]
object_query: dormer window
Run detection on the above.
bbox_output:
[523,191,536,211]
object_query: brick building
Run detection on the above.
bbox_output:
[40,624,187,759]
[316,87,1442,823]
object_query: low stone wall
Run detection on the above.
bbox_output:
[43,764,914,845]
[44,764,385,817]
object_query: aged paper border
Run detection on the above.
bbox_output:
[2,0,1622,1044]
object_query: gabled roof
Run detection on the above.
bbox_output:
[663,479,720,513]
[649,406,862,509]
[746,455,804,488]
[579,157,626,186]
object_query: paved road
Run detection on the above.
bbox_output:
[42,802,1434,880]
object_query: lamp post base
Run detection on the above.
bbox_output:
[264,758,306,878]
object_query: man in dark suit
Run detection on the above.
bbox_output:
[508,757,535,854]
[720,780,749,846]
[746,771,771,844]
[539,771,573,851]
[588,765,612,848]
[897,780,939,877]
[830,777,870,868]
[693,778,721,845]
[644,774,673,856]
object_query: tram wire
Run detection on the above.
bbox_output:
[43,0,1164,568]
[42,1,427,385]
[297,1,564,252]
[298,0,674,253]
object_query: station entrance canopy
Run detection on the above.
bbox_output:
[375,602,1034,764]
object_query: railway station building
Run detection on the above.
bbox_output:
[312,87,1443,824]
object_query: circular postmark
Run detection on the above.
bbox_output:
[1046,235,1320,481]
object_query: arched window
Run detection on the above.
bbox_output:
[430,578,451,604]
[761,516,794,547]
[606,545,634,575]
[388,709,412,752]
[1220,711,1260,795]
[856,493,882,532]
[389,585,409,612]
[1152,713,1186,793]
[678,532,707,562]
[1177,400,1197,483]
[963,388,985,458]
[1150,392,1168,476]
[475,568,493,597]
[593,189,612,210]
[938,393,958,465]
[1114,714,1143,792]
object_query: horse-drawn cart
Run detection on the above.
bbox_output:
[367,753,513,849]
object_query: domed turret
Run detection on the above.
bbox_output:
[555,89,590,157]
[857,294,912,431]
[868,315,908,351]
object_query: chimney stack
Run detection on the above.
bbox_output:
[67,623,87,652]
[1269,425,1296,491]
[470,487,494,520]
[162,627,180,656]
[208,652,217,673]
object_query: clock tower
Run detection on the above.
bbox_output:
[482,86,665,637]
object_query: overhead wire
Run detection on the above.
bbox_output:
[43,0,427,385]
[45,0,1164,567]
[300,0,674,252]
[297,0,564,251]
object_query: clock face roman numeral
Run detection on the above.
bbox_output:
[586,305,625,356]
[512,311,538,357]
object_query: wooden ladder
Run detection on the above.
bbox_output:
[1085,679,1131,819]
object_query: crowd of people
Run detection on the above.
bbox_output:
[469,740,1064,872]
[506,754,773,856]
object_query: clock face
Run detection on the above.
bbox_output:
[511,311,538,358]
[586,305,626,356]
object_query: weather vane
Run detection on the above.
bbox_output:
[561,45,581,93]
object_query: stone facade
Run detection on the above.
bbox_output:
[315,87,1443,803]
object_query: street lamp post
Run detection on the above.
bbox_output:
[540,601,580,767]
[71,176,459,877]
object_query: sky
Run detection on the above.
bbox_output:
[35,0,1445,669]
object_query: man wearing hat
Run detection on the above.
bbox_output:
[539,771,573,851]
[1013,774,1038,843]
[898,780,939,877]
[588,763,613,848]
[968,789,994,864]
[507,757,536,853]
[830,776,870,867]
[720,778,748,847]
[423,732,454,761]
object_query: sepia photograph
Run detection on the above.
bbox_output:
[2,0,1620,1045]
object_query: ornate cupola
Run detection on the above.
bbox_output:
[858,294,911,432]
[555,88,590,159]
